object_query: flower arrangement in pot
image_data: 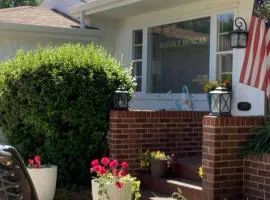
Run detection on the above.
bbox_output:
[139,150,173,178]
[27,155,57,200]
[203,79,232,110]
[90,157,141,200]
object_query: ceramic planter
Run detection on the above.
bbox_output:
[27,165,57,200]
[151,159,167,178]
[91,179,132,200]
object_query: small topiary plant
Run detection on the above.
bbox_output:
[0,43,134,186]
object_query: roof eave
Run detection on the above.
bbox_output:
[0,22,102,41]
[69,0,142,17]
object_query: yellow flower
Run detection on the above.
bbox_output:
[198,167,204,178]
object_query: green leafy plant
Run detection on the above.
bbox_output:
[139,150,173,169]
[0,44,134,186]
[203,78,232,93]
[255,0,270,22]
[203,80,218,93]
[0,0,41,8]
[171,188,187,200]
[241,122,270,156]
[90,158,141,200]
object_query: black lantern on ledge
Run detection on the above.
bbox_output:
[231,17,249,48]
[112,90,129,110]
[209,87,232,116]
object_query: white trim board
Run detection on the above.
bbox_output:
[0,22,101,42]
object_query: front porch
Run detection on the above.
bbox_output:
[109,110,270,200]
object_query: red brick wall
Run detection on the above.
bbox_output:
[202,116,264,200]
[109,111,207,173]
[244,154,270,200]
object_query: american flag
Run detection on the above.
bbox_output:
[240,0,270,96]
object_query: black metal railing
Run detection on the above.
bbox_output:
[0,145,38,200]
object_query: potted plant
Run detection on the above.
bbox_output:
[90,157,141,200]
[203,79,232,110]
[139,150,172,178]
[203,80,218,110]
[27,155,57,200]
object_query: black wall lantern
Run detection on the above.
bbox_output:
[209,87,232,116]
[112,90,129,110]
[231,17,249,48]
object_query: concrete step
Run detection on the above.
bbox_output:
[175,156,202,182]
[141,190,173,200]
[138,173,202,200]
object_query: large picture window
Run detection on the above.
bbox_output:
[147,17,210,93]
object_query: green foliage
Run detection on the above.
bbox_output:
[0,0,40,8]
[241,122,270,157]
[0,44,133,186]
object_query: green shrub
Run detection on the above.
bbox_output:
[0,44,133,186]
[241,122,270,157]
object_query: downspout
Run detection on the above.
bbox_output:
[80,11,86,29]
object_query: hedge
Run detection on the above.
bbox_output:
[0,43,134,186]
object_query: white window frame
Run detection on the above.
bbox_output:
[131,8,237,98]
[214,11,235,81]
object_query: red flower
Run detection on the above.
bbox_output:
[28,159,34,165]
[109,160,118,169]
[34,155,41,162]
[121,162,129,169]
[115,181,124,189]
[91,159,99,167]
[99,167,107,175]
[112,168,118,176]
[91,165,101,173]
[101,157,110,166]
[118,170,128,177]
[34,160,41,168]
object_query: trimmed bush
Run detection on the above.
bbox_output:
[0,44,133,185]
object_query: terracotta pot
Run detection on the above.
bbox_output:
[91,179,132,200]
[151,159,167,178]
[27,165,57,200]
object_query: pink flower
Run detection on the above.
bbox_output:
[34,160,41,168]
[118,170,128,177]
[28,159,34,165]
[112,168,118,176]
[101,157,110,166]
[121,162,129,169]
[99,167,107,175]
[109,160,118,169]
[91,159,99,167]
[91,165,101,173]
[34,155,41,162]
[115,181,124,189]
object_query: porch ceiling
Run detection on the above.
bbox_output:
[70,0,201,20]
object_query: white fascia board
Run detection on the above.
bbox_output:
[70,0,142,17]
[0,22,102,41]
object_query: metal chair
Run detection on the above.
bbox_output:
[0,145,38,200]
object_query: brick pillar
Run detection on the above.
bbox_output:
[202,116,263,200]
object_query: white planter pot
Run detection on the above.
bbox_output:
[27,165,57,200]
[91,179,132,200]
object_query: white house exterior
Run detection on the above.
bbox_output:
[0,4,100,64]
[70,0,266,116]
